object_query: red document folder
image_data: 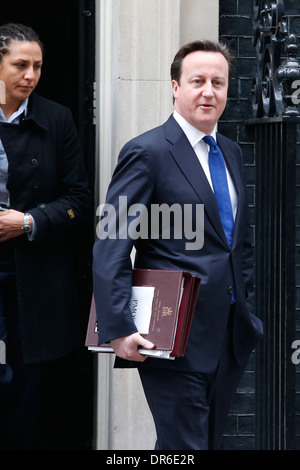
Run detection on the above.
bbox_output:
[85,269,201,359]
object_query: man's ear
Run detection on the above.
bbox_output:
[171,79,179,98]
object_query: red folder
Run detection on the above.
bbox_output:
[85,269,201,359]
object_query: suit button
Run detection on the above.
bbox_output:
[227,286,233,294]
[31,158,38,165]
[33,186,40,192]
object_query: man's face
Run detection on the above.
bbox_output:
[172,50,229,134]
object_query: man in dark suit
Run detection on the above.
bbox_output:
[93,40,263,450]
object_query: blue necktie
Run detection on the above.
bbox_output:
[203,135,234,249]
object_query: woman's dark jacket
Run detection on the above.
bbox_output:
[0,92,92,364]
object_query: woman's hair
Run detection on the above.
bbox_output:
[170,39,236,84]
[0,23,44,63]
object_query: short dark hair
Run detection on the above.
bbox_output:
[0,23,44,63]
[170,39,236,84]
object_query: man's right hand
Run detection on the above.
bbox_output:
[111,332,155,362]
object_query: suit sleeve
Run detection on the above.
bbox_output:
[92,139,155,344]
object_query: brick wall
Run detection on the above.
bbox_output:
[218,0,257,450]
[285,0,300,450]
[219,0,300,450]
[296,120,300,447]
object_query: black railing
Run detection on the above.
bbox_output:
[247,0,300,449]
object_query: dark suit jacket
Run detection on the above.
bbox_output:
[0,92,92,364]
[93,115,263,373]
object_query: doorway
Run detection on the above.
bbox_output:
[2,0,96,450]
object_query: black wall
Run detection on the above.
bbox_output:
[219,0,300,450]
[219,0,258,450]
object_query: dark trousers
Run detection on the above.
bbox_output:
[138,316,249,450]
[0,265,42,450]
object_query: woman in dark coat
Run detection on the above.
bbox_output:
[0,23,92,449]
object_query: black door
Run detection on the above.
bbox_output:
[1,0,96,179]
[2,0,96,450]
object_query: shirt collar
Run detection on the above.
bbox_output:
[25,93,48,130]
[173,110,217,147]
[0,98,28,124]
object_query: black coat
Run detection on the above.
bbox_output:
[0,93,92,364]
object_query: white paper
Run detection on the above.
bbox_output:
[128,286,155,334]
[139,348,175,360]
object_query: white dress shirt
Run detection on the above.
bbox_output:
[173,110,238,220]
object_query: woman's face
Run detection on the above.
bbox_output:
[0,40,43,107]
